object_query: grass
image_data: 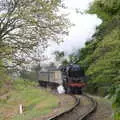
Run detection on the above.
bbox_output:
[0,79,59,120]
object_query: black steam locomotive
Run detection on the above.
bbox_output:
[60,64,86,94]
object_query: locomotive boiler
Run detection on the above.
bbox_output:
[60,64,86,94]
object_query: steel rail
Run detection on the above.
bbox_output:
[48,95,80,120]
[48,94,96,120]
[38,80,96,120]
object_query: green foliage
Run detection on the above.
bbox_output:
[0,65,13,95]
[89,0,120,20]
[76,0,120,118]
[20,71,38,82]
[0,79,58,120]
[13,78,37,90]
[78,0,120,87]
[54,51,65,61]
[62,59,69,65]
[0,0,70,68]
[86,28,120,83]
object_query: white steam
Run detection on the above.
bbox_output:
[57,85,65,94]
[43,0,102,64]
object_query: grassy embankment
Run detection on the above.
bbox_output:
[0,76,59,120]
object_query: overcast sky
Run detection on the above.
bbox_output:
[44,0,102,63]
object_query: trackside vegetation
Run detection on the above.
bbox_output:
[72,0,120,119]
[0,78,59,120]
[0,0,70,120]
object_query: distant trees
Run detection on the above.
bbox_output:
[0,0,70,69]
[54,51,64,61]
[54,50,80,65]
[54,50,69,65]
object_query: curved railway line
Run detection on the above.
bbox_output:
[48,95,96,120]
[38,80,97,120]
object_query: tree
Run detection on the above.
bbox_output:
[54,50,65,61]
[0,0,70,69]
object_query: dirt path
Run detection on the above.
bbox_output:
[87,96,114,120]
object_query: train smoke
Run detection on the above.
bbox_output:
[42,0,102,65]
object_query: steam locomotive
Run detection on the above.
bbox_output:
[60,64,86,94]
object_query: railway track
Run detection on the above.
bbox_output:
[38,80,97,120]
[48,94,96,120]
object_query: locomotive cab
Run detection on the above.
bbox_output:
[60,64,86,94]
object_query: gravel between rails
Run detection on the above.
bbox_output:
[49,94,96,120]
